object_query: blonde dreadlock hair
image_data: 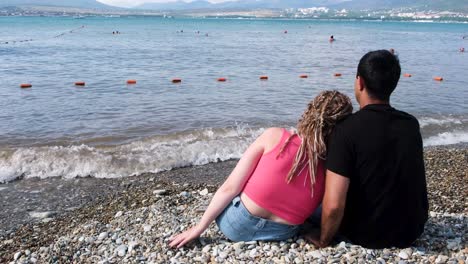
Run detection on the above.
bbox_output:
[277,90,353,196]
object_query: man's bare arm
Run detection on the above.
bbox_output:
[319,169,350,247]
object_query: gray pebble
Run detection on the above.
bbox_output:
[98,232,108,240]
[14,252,21,261]
[116,245,128,257]
[153,189,167,195]
[114,211,123,218]
[398,250,409,259]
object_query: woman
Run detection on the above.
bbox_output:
[169,91,353,248]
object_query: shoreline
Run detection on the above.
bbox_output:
[0,146,466,262]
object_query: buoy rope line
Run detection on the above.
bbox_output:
[1,25,86,45]
[18,73,447,89]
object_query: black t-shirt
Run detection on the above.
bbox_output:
[327,104,428,249]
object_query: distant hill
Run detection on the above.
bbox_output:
[136,0,468,11]
[137,0,347,10]
[0,0,113,9]
[332,0,468,11]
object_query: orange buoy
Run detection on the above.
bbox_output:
[300,75,308,78]
[403,73,412,77]
[434,77,443,81]
[75,82,86,86]
[334,73,342,77]
[217,77,227,82]
[20,84,32,88]
[172,78,182,83]
[260,76,269,80]
[127,79,137,84]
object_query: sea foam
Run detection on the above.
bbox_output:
[0,126,264,183]
[424,131,468,147]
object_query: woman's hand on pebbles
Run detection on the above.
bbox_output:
[169,225,204,248]
[304,228,324,248]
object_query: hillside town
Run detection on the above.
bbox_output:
[1,5,468,22]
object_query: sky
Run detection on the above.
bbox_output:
[97,0,230,8]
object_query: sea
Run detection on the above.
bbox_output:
[0,16,467,183]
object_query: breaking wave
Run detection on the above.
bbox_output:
[0,126,265,183]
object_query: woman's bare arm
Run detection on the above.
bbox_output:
[168,128,279,248]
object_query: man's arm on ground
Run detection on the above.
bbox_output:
[319,169,350,247]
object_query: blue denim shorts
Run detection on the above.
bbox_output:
[215,196,300,242]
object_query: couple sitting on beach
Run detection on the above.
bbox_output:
[170,50,428,249]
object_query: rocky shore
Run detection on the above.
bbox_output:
[0,147,466,263]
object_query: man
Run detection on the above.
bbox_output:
[308,50,428,249]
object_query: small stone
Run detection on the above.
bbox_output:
[233,241,245,249]
[116,238,123,245]
[404,248,413,256]
[29,211,56,219]
[41,218,54,223]
[114,211,123,218]
[294,257,303,264]
[447,238,461,250]
[116,245,128,257]
[25,250,31,256]
[14,252,21,261]
[179,191,191,197]
[128,241,138,252]
[436,255,449,264]
[249,248,257,258]
[202,245,211,253]
[196,206,207,213]
[307,250,322,259]
[376,258,385,264]
[338,241,347,250]
[398,250,409,259]
[219,251,228,259]
[143,225,152,232]
[98,232,108,240]
[212,246,219,257]
[153,189,167,195]
[3,239,13,245]
[199,188,209,196]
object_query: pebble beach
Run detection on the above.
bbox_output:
[0,147,466,263]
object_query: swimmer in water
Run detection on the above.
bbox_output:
[329,35,335,42]
[389,48,395,55]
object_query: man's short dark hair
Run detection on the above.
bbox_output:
[357,50,401,101]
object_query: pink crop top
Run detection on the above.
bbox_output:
[243,128,325,225]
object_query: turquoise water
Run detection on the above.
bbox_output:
[0,17,467,181]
